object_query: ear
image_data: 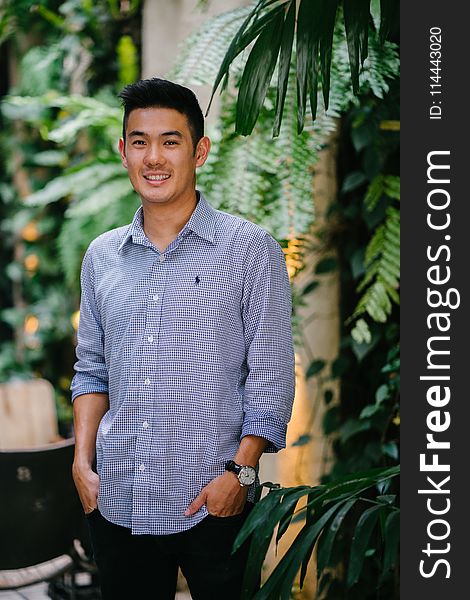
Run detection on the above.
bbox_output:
[118,138,128,168]
[195,136,211,168]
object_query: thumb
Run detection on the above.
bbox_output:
[184,489,207,516]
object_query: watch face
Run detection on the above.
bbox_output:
[239,466,256,486]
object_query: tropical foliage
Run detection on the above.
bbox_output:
[0,0,142,427]
[206,0,399,135]
[0,0,399,596]
[238,466,399,599]
[171,3,399,241]
[181,2,400,597]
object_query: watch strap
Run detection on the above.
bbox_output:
[224,459,241,475]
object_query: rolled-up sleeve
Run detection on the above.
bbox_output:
[70,246,108,401]
[241,232,295,452]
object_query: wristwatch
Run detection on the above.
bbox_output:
[224,460,256,487]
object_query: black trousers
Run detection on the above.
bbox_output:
[86,503,256,600]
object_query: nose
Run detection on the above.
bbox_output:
[144,143,165,166]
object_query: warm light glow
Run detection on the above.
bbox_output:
[379,120,400,131]
[24,254,39,272]
[24,315,39,335]
[283,239,304,280]
[59,376,71,390]
[71,310,80,331]
[21,222,40,242]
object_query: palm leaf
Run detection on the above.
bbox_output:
[236,5,285,134]
[275,494,300,544]
[343,0,371,94]
[236,467,399,596]
[238,487,311,598]
[255,501,347,599]
[319,0,339,109]
[296,0,322,133]
[381,510,400,578]
[347,504,384,587]
[273,0,295,136]
[379,0,397,43]
[299,490,319,587]
[316,498,357,576]
[207,0,286,114]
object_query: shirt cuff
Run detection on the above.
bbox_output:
[70,376,108,402]
[241,415,287,453]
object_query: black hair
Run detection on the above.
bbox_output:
[118,78,204,152]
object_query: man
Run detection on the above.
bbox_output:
[71,78,295,600]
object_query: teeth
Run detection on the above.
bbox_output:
[146,174,170,181]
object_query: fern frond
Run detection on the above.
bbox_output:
[364,174,400,212]
[352,279,392,323]
[66,177,132,218]
[169,5,254,87]
[173,8,399,240]
[58,191,139,288]
[351,318,372,344]
[352,204,400,326]
[364,224,385,265]
[384,176,400,200]
[25,162,124,207]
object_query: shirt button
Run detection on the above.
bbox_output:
[147,335,154,343]
[142,421,149,429]
[139,464,145,471]
[159,254,165,263]
[144,378,150,385]
[152,294,159,301]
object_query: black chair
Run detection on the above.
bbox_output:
[0,438,100,598]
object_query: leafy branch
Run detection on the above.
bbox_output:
[207,0,399,135]
[350,175,400,344]
[236,466,399,598]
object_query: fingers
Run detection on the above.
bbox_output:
[73,466,99,514]
[78,485,98,513]
[185,473,250,517]
[184,490,207,516]
[82,495,98,513]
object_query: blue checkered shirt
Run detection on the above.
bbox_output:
[71,192,295,535]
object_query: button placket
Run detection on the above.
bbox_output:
[133,253,168,498]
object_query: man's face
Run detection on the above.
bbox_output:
[118,107,210,208]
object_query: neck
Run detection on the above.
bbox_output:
[141,192,198,250]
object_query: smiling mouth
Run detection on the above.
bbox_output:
[144,174,170,182]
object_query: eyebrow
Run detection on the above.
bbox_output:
[128,130,184,139]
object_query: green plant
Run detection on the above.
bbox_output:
[173,3,400,595]
[236,466,399,599]
[1,92,138,289]
[171,6,399,241]
[206,0,399,135]
[0,3,400,593]
[0,0,142,425]
[349,175,400,343]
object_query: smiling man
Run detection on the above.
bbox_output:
[71,78,295,600]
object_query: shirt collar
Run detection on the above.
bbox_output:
[118,191,216,253]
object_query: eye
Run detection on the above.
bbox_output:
[164,140,178,146]
[132,140,146,146]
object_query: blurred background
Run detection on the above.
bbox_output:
[0,1,400,598]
